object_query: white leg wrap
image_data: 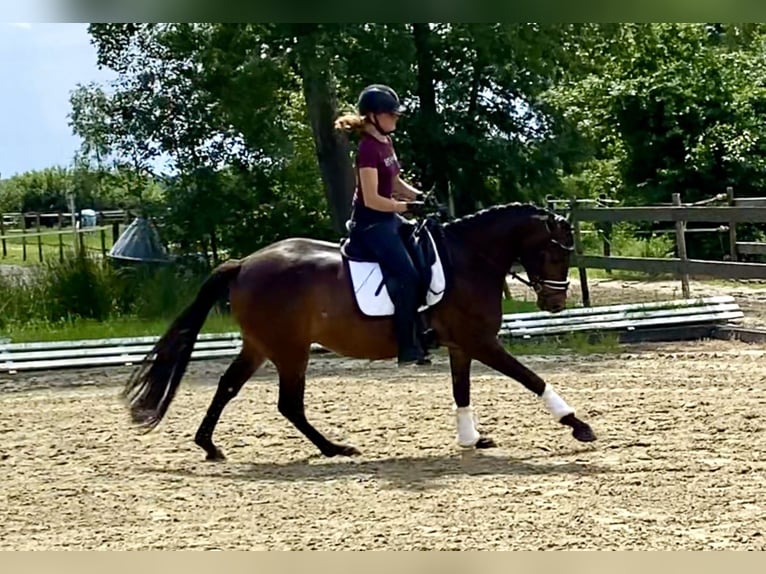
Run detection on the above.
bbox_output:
[542,384,575,421]
[455,406,480,447]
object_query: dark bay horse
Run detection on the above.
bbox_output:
[122,202,596,460]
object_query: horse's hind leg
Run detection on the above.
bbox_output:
[274,350,361,458]
[194,345,265,461]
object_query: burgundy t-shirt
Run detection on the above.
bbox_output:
[351,133,400,225]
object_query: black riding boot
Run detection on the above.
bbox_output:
[388,278,430,366]
[415,312,438,352]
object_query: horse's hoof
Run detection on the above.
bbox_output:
[324,443,361,457]
[341,445,362,456]
[475,437,497,449]
[205,448,227,462]
[559,414,597,443]
[572,423,597,443]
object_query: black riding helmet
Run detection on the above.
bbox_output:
[357,84,405,134]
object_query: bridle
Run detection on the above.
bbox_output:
[425,198,575,295]
[510,236,575,294]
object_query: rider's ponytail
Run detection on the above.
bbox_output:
[334,113,367,133]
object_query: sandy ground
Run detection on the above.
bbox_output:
[2,273,766,549]
[2,338,766,550]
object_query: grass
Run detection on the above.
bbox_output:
[6,299,536,344]
[0,228,116,265]
[2,313,236,344]
[502,297,538,314]
[0,251,215,343]
[503,331,622,356]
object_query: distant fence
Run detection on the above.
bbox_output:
[0,209,131,263]
[0,296,744,373]
[563,188,766,306]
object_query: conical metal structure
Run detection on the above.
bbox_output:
[107,216,171,264]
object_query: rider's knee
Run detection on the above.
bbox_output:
[400,264,419,286]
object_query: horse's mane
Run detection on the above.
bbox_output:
[444,202,552,233]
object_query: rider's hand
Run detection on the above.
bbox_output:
[405,201,428,217]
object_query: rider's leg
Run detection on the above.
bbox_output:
[359,219,428,365]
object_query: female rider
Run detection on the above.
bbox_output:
[334,84,430,366]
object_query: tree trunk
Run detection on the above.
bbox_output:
[411,24,449,198]
[454,57,484,215]
[295,28,355,234]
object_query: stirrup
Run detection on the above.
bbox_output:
[398,355,431,366]
[397,346,431,366]
[419,328,438,350]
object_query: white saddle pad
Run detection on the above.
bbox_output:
[347,232,446,317]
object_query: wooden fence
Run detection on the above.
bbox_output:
[568,189,766,306]
[1,296,743,373]
[0,209,130,263]
[725,186,766,259]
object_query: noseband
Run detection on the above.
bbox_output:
[510,271,570,293]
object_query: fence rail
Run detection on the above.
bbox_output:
[1,209,131,262]
[0,296,743,374]
[573,206,766,223]
[0,226,113,262]
[575,255,766,280]
[568,188,766,305]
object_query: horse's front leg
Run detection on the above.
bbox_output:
[469,338,596,443]
[449,347,496,449]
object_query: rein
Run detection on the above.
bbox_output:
[446,224,573,294]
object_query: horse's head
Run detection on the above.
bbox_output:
[514,211,575,313]
[444,203,575,313]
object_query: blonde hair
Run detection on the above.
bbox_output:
[334,113,367,133]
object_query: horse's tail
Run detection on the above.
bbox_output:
[122,259,243,431]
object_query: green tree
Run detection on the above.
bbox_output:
[545,23,766,205]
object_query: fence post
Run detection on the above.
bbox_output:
[21,216,27,262]
[35,213,43,262]
[67,194,78,257]
[672,192,691,298]
[726,185,737,261]
[57,212,64,262]
[570,198,591,307]
[597,193,612,273]
[0,212,6,258]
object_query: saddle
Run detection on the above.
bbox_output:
[339,218,447,319]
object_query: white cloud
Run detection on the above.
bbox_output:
[9,23,33,29]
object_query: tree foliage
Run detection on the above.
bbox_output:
[545,23,766,205]
[6,23,766,262]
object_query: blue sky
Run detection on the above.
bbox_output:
[0,22,115,178]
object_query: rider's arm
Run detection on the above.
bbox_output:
[359,168,409,213]
[393,175,422,201]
